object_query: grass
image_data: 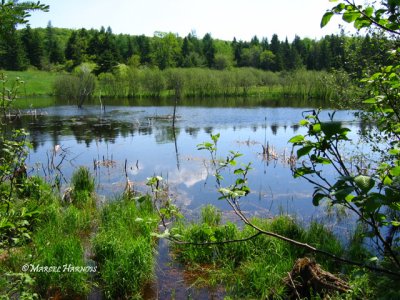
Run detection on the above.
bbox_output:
[0,166,162,299]
[171,205,354,299]
[3,69,58,96]
[70,166,96,208]
[1,169,398,298]
[92,195,158,299]
[0,167,97,298]
[2,68,355,109]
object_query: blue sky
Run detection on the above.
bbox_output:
[27,0,353,41]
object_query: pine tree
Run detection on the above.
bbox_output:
[45,21,65,64]
[270,34,284,71]
[202,33,215,68]
[21,25,44,68]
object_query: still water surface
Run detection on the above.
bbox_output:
[10,97,361,221]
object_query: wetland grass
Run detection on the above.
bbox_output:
[171,205,352,299]
[92,195,158,299]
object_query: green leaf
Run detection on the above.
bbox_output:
[391,221,400,227]
[354,175,375,194]
[365,6,374,17]
[289,135,304,144]
[312,123,321,133]
[342,11,361,23]
[297,146,313,159]
[362,98,377,104]
[234,168,244,175]
[219,188,231,195]
[321,12,334,28]
[235,178,245,185]
[321,121,343,138]
[299,119,309,126]
[294,166,314,178]
[389,166,400,176]
[312,193,325,206]
[345,194,355,202]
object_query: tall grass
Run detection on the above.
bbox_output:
[69,166,95,208]
[29,203,93,297]
[93,67,349,101]
[172,206,349,299]
[92,195,158,299]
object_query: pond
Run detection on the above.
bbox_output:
[4,96,365,298]
[5,97,361,222]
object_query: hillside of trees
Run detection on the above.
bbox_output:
[0,21,395,77]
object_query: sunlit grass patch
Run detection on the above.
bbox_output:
[171,205,350,299]
[92,195,158,299]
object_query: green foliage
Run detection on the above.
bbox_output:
[172,209,347,298]
[200,204,222,226]
[92,195,158,299]
[322,0,400,34]
[0,72,24,115]
[288,0,400,272]
[69,166,95,207]
[0,272,38,300]
[290,108,400,268]
[53,67,96,107]
[30,204,92,297]
[1,192,93,298]
[0,0,49,71]
[0,130,41,250]
[94,66,347,101]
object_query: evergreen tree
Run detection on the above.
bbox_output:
[21,25,44,68]
[261,37,269,50]
[1,29,28,70]
[232,38,243,66]
[250,35,260,46]
[0,0,48,70]
[45,21,65,64]
[292,35,307,65]
[65,29,89,66]
[93,26,120,74]
[135,34,151,65]
[202,33,215,68]
[270,34,284,71]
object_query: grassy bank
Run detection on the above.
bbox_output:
[3,67,355,104]
[170,205,398,299]
[0,167,158,299]
[1,173,399,298]
[3,70,58,96]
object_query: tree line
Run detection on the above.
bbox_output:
[0,21,395,77]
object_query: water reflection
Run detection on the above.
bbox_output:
[2,98,361,220]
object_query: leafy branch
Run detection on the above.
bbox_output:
[321,0,400,36]
[167,133,400,277]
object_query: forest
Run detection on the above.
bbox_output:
[0,21,396,78]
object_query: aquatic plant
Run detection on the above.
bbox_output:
[92,195,158,299]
